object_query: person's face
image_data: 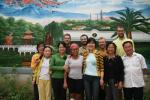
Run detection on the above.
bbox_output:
[71,48,79,56]
[80,36,88,45]
[107,44,115,55]
[63,35,71,44]
[117,27,124,38]
[43,47,52,58]
[98,39,106,49]
[59,44,66,54]
[123,42,133,56]
[87,41,96,51]
[38,44,44,54]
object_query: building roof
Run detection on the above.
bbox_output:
[64,29,150,42]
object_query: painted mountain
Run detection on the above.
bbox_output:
[0,3,88,19]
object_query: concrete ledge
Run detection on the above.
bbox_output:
[0,67,32,74]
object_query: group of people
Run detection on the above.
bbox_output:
[31,25,147,100]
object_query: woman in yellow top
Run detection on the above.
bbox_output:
[82,37,104,100]
[31,42,44,100]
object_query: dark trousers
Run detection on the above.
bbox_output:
[33,83,39,100]
[99,87,105,100]
[52,78,66,100]
[105,79,120,100]
[123,87,144,100]
[83,75,100,100]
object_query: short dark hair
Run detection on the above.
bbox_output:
[87,37,97,45]
[57,41,66,48]
[63,33,71,39]
[80,34,88,40]
[106,42,117,54]
[122,41,133,47]
[44,45,53,52]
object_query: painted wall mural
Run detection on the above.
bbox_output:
[0,0,149,26]
[0,0,150,68]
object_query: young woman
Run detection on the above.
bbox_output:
[63,43,84,100]
[50,41,67,100]
[35,45,52,100]
[104,42,124,100]
[82,37,104,100]
[31,42,44,100]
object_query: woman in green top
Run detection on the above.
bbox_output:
[50,41,67,100]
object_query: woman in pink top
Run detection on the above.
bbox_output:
[63,43,84,100]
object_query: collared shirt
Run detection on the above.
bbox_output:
[122,52,147,88]
[113,37,134,57]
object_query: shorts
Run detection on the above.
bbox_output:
[67,77,84,94]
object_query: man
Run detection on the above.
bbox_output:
[79,34,88,55]
[98,37,107,100]
[122,41,147,100]
[113,25,134,57]
[98,37,107,57]
[63,33,72,54]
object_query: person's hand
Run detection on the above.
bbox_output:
[32,80,35,85]
[100,79,104,89]
[118,81,123,89]
[35,59,40,66]
[63,82,68,89]
[64,65,69,73]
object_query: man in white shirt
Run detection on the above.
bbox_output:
[122,41,147,100]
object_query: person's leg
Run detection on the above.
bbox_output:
[59,78,67,100]
[99,87,105,100]
[33,83,39,100]
[45,80,51,100]
[92,76,100,100]
[123,88,133,100]
[133,87,143,100]
[75,79,84,100]
[52,78,60,100]
[38,79,46,100]
[105,85,113,100]
[83,75,92,100]
[111,81,119,100]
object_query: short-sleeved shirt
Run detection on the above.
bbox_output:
[65,55,83,79]
[122,52,147,88]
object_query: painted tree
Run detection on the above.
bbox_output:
[111,7,150,39]
[44,21,63,45]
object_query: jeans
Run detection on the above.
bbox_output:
[105,79,120,100]
[83,75,100,100]
[52,78,66,100]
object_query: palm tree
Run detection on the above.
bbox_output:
[111,7,150,39]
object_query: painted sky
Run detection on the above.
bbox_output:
[0,0,150,25]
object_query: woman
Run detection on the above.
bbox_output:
[50,41,67,100]
[82,37,104,100]
[35,45,52,100]
[31,42,44,100]
[63,43,84,100]
[104,42,124,100]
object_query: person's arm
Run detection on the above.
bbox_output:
[118,56,124,89]
[31,54,40,70]
[140,55,148,75]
